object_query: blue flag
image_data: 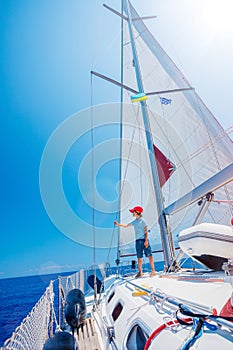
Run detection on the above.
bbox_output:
[160,97,172,105]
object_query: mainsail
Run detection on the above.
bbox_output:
[118,1,233,258]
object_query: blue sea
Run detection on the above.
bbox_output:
[0,260,195,347]
[0,271,72,347]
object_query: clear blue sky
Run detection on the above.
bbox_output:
[1,0,232,278]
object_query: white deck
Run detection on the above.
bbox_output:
[91,271,233,349]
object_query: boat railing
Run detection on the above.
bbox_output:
[1,269,92,350]
[58,269,90,328]
[1,281,57,350]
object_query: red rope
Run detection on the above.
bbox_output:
[144,318,192,350]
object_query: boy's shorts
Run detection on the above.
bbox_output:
[136,239,152,259]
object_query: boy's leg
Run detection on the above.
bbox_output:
[135,240,144,277]
[148,255,156,275]
[138,258,143,274]
[144,243,156,274]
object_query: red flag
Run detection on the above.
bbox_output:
[153,144,175,187]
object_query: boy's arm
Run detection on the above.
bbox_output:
[114,221,131,228]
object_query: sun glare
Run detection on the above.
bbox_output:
[200,0,233,36]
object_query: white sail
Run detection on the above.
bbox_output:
[119,1,233,257]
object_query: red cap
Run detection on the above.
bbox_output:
[129,206,143,214]
[231,217,233,226]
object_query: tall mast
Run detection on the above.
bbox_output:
[124,0,174,269]
[116,0,125,267]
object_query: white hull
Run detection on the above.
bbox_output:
[178,223,233,270]
[3,268,233,350]
[91,272,233,349]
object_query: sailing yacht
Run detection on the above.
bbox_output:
[2,1,233,349]
[86,1,233,349]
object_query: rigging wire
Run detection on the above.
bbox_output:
[104,12,153,263]
[212,198,233,203]
[193,92,233,215]
[90,73,97,304]
[148,91,233,220]
[104,10,165,259]
[178,121,233,167]
[226,124,233,136]
[157,95,173,208]
[106,99,143,263]
[147,101,197,189]
[92,4,233,265]
[138,105,144,205]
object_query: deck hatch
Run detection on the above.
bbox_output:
[112,302,123,321]
[126,324,149,350]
